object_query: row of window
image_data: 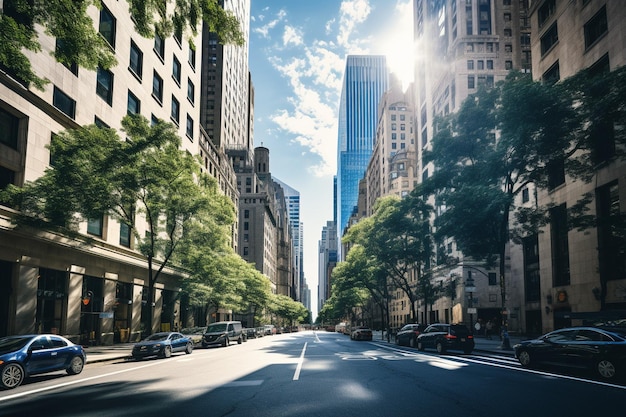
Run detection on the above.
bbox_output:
[541,5,607,57]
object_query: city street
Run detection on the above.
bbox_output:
[0,331,623,416]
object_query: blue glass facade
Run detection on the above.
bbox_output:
[336,55,389,238]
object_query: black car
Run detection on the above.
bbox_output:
[395,323,427,347]
[417,324,474,354]
[132,332,193,360]
[514,326,626,380]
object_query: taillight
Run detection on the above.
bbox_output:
[468,335,474,339]
[445,334,457,340]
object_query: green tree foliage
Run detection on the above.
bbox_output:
[1,114,236,333]
[0,0,243,89]
[269,294,308,326]
[423,67,626,319]
[343,195,433,322]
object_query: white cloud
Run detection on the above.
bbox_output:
[337,0,372,48]
[253,9,287,38]
[283,25,303,46]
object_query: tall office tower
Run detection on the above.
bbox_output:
[411,0,530,326]
[273,178,304,302]
[336,55,389,246]
[318,221,338,313]
[200,0,251,150]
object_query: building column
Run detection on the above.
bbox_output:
[101,273,117,345]
[67,265,85,342]
[15,261,38,334]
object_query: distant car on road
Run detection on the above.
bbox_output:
[395,323,427,348]
[132,332,193,360]
[514,326,626,380]
[351,326,373,341]
[417,324,474,354]
[202,321,243,348]
[0,334,86,390]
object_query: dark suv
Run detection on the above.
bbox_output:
[416,324,474,354]
[395,323,427,347]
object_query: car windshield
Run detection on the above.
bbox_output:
[207,323,227,333]
[145,333,169,341]
[0,336,31,354]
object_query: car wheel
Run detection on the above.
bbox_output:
[517,350,532,368]
[223,337,229,347]
[417,341,425,351]
[185,342,193,354]
[596,358,616,379]
[436,341,446,354]
[66,356,85,375]
[237,337,243,344]
[161,346,172,358]
[409,338,416,348]
[1,363,25,390]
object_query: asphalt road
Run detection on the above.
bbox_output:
[0,331,624,417]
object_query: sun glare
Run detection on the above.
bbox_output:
[375,1,415,90]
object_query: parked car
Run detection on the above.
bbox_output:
[180,326,206,346]
[202,321,243,348]
[0,334,86,390]
[351,326,373,341]
[395,323,427,347]
[264,325,276,335]
[244,328,258,339]
[514,326,626,380]
[417,324,474,354]
[132,332,193,360]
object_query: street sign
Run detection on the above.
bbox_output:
[465,287,476,293]
[467,308,477,314]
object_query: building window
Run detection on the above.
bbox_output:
[505,60,513,70]
[53,87,76,119]
[522,187,530,203]
[540,22,558,56]
[152,71,163,103]
[127,91,140,115]
[504,28,512,37]
[584,6,608,49]
[0,166,16,192]
[188,43,196,69]
[523,235,541,303]
[170,96,180,124]
[87,217,103,237]
[96,67,114,105]
[187,79,195,104]
[98,6,116,48]
[94,116,109,129]
[486,60,493,69]
[550,204,570,287]
[538,0,556,28]
[596,182,626,282]
[154,34,165,60]
[120,222,131,247]
[0,108,20,150]
[186,114,193,140]
[129,40,143,79]
[468,75,475,89]
[542,61,560,84]
[488,272,497,286]
[477,60,484,70]
[243,247,249,256]
[55,39,78,75]
[467,60,474,70]
[172,56,181,84]
[547,157,565,189]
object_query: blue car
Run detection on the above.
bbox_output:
[0,334,86,390]
[132,332,193,360]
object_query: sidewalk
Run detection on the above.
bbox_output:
[82,343,133,364]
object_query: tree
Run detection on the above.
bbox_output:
[269,294,307,327]
[0,0,244,89]
[1,114,235,334]
[343,195,433,322]
[423,67,626,324]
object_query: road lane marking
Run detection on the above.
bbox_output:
[0,361,163,402]
[293,342,307,381]
[222,380,264,387]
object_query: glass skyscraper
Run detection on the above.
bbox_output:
[336,55,389,240]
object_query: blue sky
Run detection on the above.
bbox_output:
[248,0,413,315]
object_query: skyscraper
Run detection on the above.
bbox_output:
[336,55,389,244]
